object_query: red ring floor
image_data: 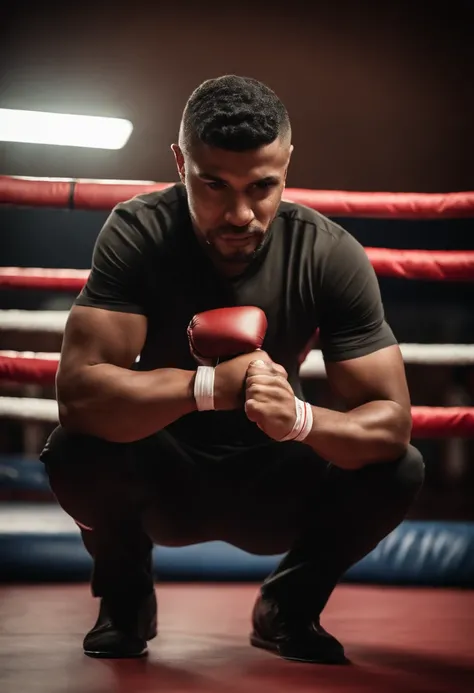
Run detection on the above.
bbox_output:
[0,583,473,692]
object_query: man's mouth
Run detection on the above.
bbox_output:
[218,234,255,245]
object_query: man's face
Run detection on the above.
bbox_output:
[172,138,292,269]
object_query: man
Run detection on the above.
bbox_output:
[40,75,424,664]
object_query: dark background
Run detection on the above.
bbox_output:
[0,1,473,519]
[1,1,473,191]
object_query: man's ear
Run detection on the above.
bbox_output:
[285,145,294,183]
[171,144,185,182]
[283,144,294,186]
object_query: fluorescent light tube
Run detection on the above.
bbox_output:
[0,109,133,149]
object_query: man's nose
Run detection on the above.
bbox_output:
[224,198,255,227]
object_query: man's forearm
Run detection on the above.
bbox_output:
[57,364,197,443]
[303,400,412,469]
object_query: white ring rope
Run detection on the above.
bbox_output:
[0,396,58,422]
[0,396,473,438]
[0,310,68,332]
[0,351,59,360]
[301,344,474,369]
[2,344,474,374]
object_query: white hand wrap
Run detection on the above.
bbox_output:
[280,397,313,442]
[194,366,215,411]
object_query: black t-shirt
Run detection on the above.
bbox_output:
[75,183,397,452]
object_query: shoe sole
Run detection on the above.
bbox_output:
[84,646,148,659]
[250,634,349,665]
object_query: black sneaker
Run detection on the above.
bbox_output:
[250,590,348,665]
[83,591,157,658]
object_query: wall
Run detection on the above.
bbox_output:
[0,1,473,192]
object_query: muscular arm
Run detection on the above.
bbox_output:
[303,345,412,468]
[303,227,411,468]
[56,305,197,443]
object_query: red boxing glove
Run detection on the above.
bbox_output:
[187,306,268,366]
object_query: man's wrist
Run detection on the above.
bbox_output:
[193,365,216,411]
[179,369,200,414]
[279,397,313,442]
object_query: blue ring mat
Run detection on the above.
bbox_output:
[1,455,473,585]
[0,502,473,585]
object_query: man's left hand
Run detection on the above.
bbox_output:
[244,359,297,440]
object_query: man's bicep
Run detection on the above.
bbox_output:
[325,345,411,412]
[57,305,147,383]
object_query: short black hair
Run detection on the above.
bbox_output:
[179,75,291,153]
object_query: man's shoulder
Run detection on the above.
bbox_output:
[276,198,346,247]
[113,182,187,226]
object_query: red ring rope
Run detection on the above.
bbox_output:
[0,355,58,385]
[0,354,473,437]
[0,268,89,292]
[1,175,474,217]
[0,247,472,292]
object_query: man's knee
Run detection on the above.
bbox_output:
[40,425,132,487]
[346,443,425,508]
[40,425,129,530]
[40,425,116,467]
[393,444,425,496]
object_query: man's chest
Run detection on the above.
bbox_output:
[139,245,320,370]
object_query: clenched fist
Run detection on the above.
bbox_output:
[244,359,298,440]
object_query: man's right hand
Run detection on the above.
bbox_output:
[213,350,273,410]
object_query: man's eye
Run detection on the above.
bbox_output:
[206,181,225,191]
[255,180,275,190]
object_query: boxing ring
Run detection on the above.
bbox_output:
[0,175,474,587]
[1,176,474,692]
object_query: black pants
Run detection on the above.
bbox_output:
[40,426,424,610]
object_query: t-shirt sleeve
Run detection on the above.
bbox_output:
[75,203,149,315]
[318,229,398,362]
